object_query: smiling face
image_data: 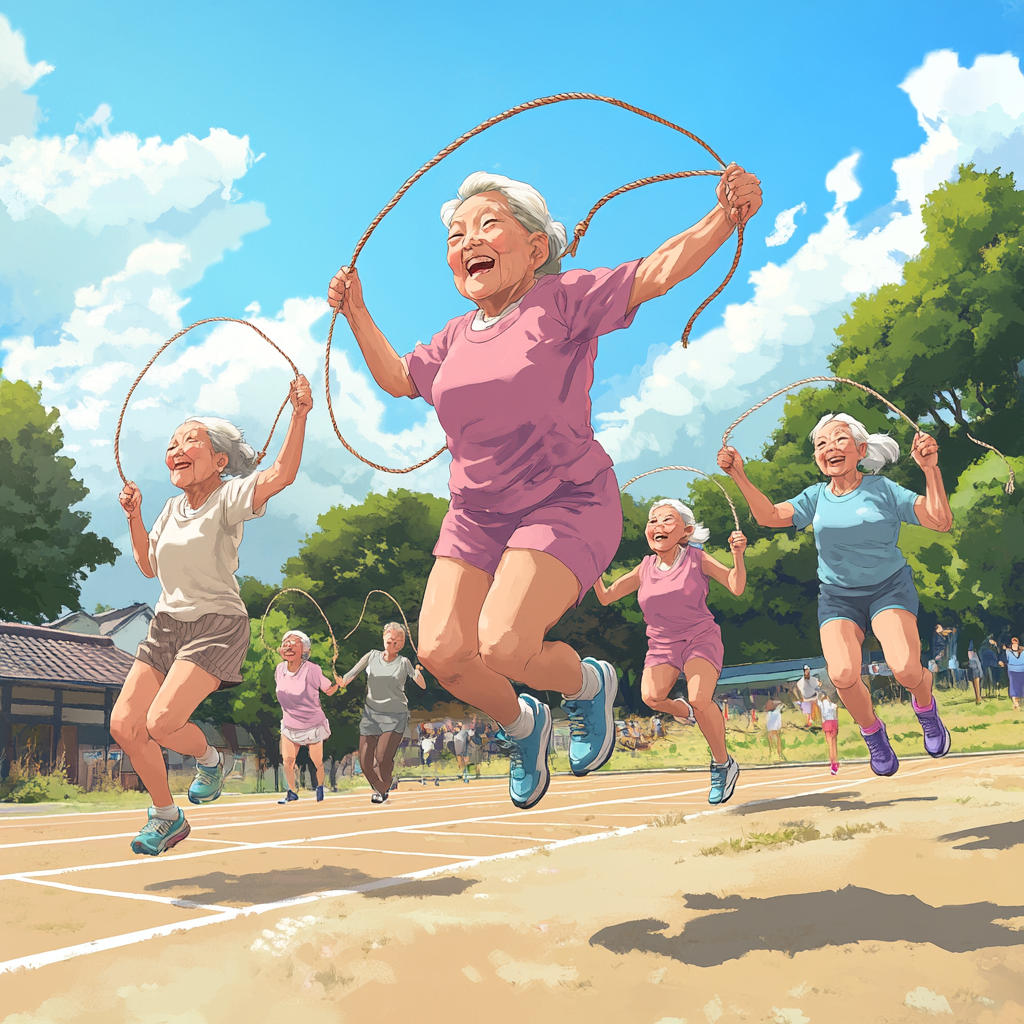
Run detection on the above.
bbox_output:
[445,192,549,308]
[813,420,868,478]
[645,505,694,556]
[382,627,405,657]
[278,633,305,663]
[165,422,227,491]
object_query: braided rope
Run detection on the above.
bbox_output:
[259,587,339,669]
[325,93,748,474]
[620,465,742,532]
[343,590,418,658]
[113,318,299,485]
[721,375,1015,495]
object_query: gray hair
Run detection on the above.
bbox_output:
[281,629,312,663]
[382,622,406,642]
[440,171,568,278]
[810,413,900,474]
[649,499,711,546]
[179,416,259,477]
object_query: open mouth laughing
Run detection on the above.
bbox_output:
[465,255,495,277]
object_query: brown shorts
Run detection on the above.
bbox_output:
[135,612,251,690]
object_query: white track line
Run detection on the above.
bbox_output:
[296,846,472,859]
[399,829,541,842]
[5,875,225,911]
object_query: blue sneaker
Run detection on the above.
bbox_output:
[495,695,552,809]
[563,658,619,776]
[708,756,739,805]
[315,785,325,802]
[278,789,298,804]
[130,807,190,856]
[188,752,228,805]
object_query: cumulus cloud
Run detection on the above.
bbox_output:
[0,15,53,144]
[764,202,807,247]
[596,50,1024,485]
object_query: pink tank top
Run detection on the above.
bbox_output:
[637,545,718,642]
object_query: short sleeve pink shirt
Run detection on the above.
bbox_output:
[404,261,640,514]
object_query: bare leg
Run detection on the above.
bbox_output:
[359,734,386,793]
[640,664,693,721]
[872,609,933,708]
[684,658,727,764]
[308,741,325,786]
[972,675,982,703]
[820,619,875,730]
[111,659,219,808]
[825,730,838,764]
[373,732,403,791]
[280,735,300,792]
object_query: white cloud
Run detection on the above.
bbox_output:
[0,14,53,144]
[764,202,807,247]
[596,50,1024,484]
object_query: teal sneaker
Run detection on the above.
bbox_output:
[708,756,739,805]
[130,807,190,856]
[495,695,552,809]
[188,752,228,805]
[563,658,619,776]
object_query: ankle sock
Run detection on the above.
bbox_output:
[502,700,536,740]
[565,660,602,702]
[860,718,883,736]
[198,745,220,768]
[151,804,178,821]
[912,696,934,713]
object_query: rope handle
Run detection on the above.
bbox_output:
[343,589,418,658]
[326,93,751,474]
[620,465,742,533]
[259,587,339,669]
[721,375,1015,495]
[114,318,300,486]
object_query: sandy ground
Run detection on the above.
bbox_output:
[2,754,1023,1024]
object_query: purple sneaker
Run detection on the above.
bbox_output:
[913,697,951,758]
[861,719,899,777]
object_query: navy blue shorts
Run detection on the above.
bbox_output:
[817,564,919,632]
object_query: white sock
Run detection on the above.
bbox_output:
[565,660,601,702]
[198,745,220,768]
[151,804,178,821]
[502,700,536,740]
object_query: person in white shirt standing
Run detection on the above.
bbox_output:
[818,690,840,775]
[341,623,426,803]
[113,375,313,856]
[792,665,823,727]
[764,698,784,759]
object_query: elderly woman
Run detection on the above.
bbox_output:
[114,375,312,855]
[340,622,426,804]
[275,629,343,804]
[718,413,954,777]
[593,499,748,804]
[329,166,761,809]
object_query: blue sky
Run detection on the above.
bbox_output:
[2,1,1024,613]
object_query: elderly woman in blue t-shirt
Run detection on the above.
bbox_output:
[718,413,953,777]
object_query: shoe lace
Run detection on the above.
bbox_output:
[195,761,220,784]
[917,706,943,738]
[140,816,174,836]
[494,733,524,778]
[709,759,730,785]
[563,702,587,739]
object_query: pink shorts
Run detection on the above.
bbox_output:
[822,719,839,735]
[434,468,622,603]
[644,624,724,674]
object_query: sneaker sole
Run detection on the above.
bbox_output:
[924,727,952,758]
[869,758,899,777]
[131,819,191,856]
[511,700,552,810]
[571,659,619,777]
[188,785,224,805]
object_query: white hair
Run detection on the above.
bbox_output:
[281,629,312,662]
[440,171,568,278]
[177,416,259,477]
[649,499,711,546]
[810,413,900,473]
[382,622,406,644]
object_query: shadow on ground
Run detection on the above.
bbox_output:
[731,790,938,816]
[144,865,477,906]
[938,819,1024,851]
[589,886,1024,967]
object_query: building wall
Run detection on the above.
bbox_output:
[110,616,151,655]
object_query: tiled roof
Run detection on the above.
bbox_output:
[0,622,133,687]
[93,602,152,635]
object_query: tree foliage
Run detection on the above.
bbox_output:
[0,372,119,623]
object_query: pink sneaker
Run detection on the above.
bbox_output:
[830,762,838,776]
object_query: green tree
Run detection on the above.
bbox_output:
[0,373,119,623]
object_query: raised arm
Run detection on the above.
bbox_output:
[717,447,795,529]
[627,164,762,313]
[327,266,416,398]
[910,432,953,532]
[252,375,313,510]
[118,482,155,578]
[701,532,748,596]
[593,564,642,605]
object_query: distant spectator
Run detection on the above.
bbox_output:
[967,642,983,705]
[764,699,783,759]
[982,638,1004,697]
[818,691,840,775]
[1006,638,1024,712]
[453,721,471,777]
[792,666,823,727]
[651,716,664,739]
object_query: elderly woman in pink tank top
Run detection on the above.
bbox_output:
[328,167,761,811]
[595,500,748,805]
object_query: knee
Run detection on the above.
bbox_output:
[830,667,863,691]
[640,682,670,710]
[144,708,177,745]
[687,690,715,714]
[418,630,477,683]
[478,626,539,680]
[110,711,146,750]
[891,658,923,683]
[282,755,296,768]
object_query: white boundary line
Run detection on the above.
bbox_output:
[6,876,225,911]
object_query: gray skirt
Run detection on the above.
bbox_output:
[359,704,409,737]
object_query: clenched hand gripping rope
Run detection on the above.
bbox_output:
[325,92,748,475]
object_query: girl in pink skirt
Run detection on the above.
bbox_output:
[594,499,747,804]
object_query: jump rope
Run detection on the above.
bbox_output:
[114,95,1017,647]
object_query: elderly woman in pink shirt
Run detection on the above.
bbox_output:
[328,165,761,810]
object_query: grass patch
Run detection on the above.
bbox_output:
[700,819,888,855]
[650,811,688,828]
[831,821,888,841]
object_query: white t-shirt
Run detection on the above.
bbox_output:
[819,697,838,722]
[794,674,822,700]
[148,474,266,620]
[765,705,783,731]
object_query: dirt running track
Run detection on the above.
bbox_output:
[2,755,1023,1023]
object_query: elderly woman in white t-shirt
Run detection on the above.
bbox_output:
[113,375,312,856]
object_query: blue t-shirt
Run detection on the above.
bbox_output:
[788,476,921,588]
